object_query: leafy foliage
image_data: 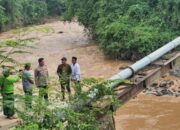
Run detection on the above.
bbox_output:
[64,0,180,60]
[0,25,54,67]
[0,39,32,66]
[46,0,66,16]
[14,78,120,130]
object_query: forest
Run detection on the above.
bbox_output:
[65,0,180,60]
[0,0,65,31]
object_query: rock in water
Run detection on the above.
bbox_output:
[159,81,168,88]
[151,83,159,88]
[159,80,174,88]
[170,69,180,77]
[161,89,169,95]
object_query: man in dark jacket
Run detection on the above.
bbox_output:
[57,57,72,101]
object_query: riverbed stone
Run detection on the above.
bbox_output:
[159,80,174,88]
[151,83,159,88]
[159,81,167,88]
[170,69,180,77]
[143,78,179,97]
[155,92,163,96]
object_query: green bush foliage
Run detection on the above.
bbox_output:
[0,0,65,32]
[64,0,180,60]
[13,78,120,130]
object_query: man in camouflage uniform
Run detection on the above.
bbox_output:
[57,57,72,100]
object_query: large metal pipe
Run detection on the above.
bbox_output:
[88,37,180,99]
[110,37,180,80]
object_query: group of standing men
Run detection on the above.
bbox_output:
[57,57,81,100]
[0,56,81,119]
[33,56,81,101]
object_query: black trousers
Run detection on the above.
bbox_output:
[61,81,71,99]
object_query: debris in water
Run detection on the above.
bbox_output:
[143,75,180,97]
[58,31,64,34]
[170,69,180,77]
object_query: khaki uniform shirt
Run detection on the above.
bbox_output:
[34,65,49,87]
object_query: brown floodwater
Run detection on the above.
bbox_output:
[0,21,180,130]
[115,94,180,130]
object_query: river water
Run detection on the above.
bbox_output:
[0,21,180,130]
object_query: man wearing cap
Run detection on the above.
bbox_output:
[57,57,72,101]
[0,68,21,119]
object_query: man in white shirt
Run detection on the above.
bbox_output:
[71,57,81,94]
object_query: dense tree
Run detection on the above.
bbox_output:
[21,0,48,24]
[46,0,65,15]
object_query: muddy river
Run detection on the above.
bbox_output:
[0,21,180,130]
